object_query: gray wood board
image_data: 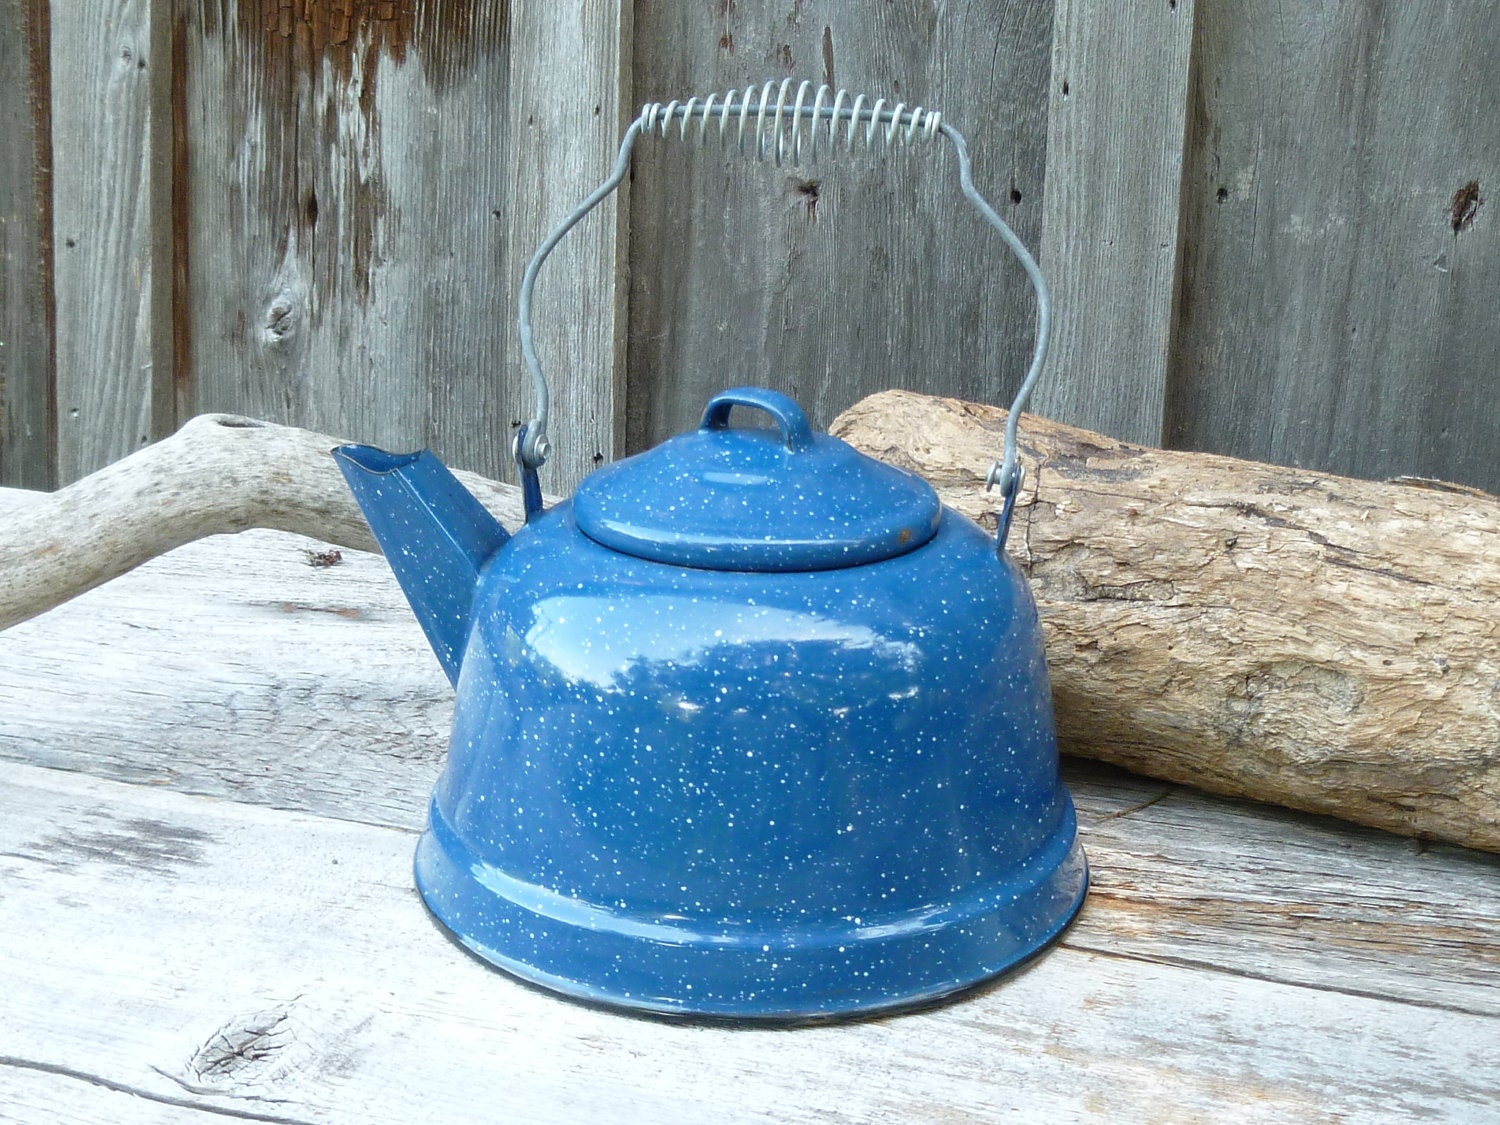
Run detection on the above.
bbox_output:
[625,1,1052,457]
[1168,2,1500,492]
[179,3,617,493]
[1032,0,1195,446]
[48,0,159,483]
[502,0,631,492]
[0,0,53,490]
[0,526,1495,1029]
[2,765,1498,1123]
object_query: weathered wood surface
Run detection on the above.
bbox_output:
[0,0,54,490]
[0,413,532,631]
[832,390,1500,853]
[626,1,1052,454]
[1168,2,1500,494]
[0,529,1496,1122]
[0,528,456,829]
[1032,0,1194,446]
[178,1,622,494]
[48,0,160,483]
[1,530,1497,1020]
[12,0,1500,505]
[0,1065,214,1125]
[145,0,173,456]
[503,0,632,491]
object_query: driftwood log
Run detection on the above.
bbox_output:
[832,391,1500,853]
[2,403,1497,852]
[0,414,533,634]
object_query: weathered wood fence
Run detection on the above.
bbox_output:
[2,1,1497,496]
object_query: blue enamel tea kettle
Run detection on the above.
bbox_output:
[336,82,1086,1020]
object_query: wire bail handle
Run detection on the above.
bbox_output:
[516,79,1052,521]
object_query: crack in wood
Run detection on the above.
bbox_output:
[1077,578,1179,603]
[1187,499,1439,586]
[1056,943,1500,1022]
[1092,789,1174,820]
[276,600,364,619]
[0,1054,318,1125]
[190,1010,297,1082]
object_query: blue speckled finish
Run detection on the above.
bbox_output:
[333,445,510,686]
[574,388,942,571]
[337,390,1088,1020]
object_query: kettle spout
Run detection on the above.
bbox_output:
[334,445,510,686]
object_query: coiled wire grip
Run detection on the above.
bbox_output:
[516,79,1051,550]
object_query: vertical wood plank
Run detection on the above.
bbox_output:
[1168,3,1500,493]
[182,1,516,480]
[146,0,176,445]
[181,1,626,495]
[0,0,54,489]
[503,0,631,493]
[1032,0,1195,447]
[626,2,1052,459]
[49,0,160,482]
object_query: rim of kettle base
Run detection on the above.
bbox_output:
[413,803,1088,1023]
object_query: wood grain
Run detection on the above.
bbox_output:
[1071,770,1500,1021]
[180,2,524,482]
[1033,0,1195,446]
[502,0,632,493]
[175,0,629,494]
[48,0,159,482]
[0,0,54,490]
[1,755,1496,1122]
[1168,2,1500,493]
[832,390,1500,852]
[625,1,1052,453]
[0,525,454,829]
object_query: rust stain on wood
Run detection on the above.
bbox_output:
[191,1,508,324]
[278,600,363,618]
[234,1,508,79]
[1449,180,1483,234]
[258,0,415,69]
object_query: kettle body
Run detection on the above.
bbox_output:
[412,498,1085,1019]
[337,83,1090,1019]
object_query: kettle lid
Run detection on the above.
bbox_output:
[573,387,941,572]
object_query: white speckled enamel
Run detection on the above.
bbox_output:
[339,394,1087,1020]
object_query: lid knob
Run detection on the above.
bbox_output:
[700,387,815,453]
